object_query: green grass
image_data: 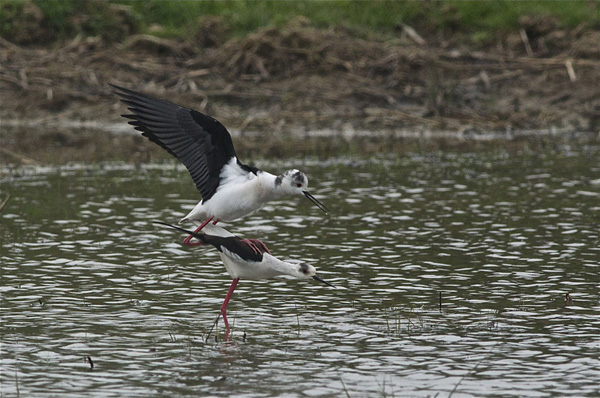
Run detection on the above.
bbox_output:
[1,0,599,45]
[121,0,420,37]
[118,0,600,39]
[128,1,600,31]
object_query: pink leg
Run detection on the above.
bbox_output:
[249,239,270,254]
[182,217,213,246]
[240,239,261,254]
[221,278,239,337]
[241,239,270,254]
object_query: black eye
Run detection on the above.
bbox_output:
[296,183,302,188]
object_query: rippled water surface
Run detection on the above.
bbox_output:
[1,146,600,397]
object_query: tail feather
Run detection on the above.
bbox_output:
[153,221,208,244]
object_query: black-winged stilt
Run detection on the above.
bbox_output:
[111,84,329,250]
[155,221,334,338]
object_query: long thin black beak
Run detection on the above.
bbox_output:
[303,191,330,214]
[313,275,335,288]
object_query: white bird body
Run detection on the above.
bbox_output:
[181,159,283,223]
[199,223,234,237]
[219,250,315,280]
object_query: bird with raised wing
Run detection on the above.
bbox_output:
[155,221,334,338]
[112,84,329,251]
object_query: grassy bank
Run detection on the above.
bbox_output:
[2,0,599,45]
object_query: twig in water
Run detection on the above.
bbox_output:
[376,375,395,398]
[0,194,11,213]
[85,356,94,369]
[205,313,221,342]
[340,376,351,398]
[295,304,300,336]
[448,355,486,397]
[384,307,390,333]
[0,147,40,165]
[439,291,442,313]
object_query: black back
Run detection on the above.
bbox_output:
[201,234,266,262]
[153,221,265,262]
[111,84,253,201]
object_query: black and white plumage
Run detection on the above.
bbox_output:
[111,85,329,238]
[155,221,334,335]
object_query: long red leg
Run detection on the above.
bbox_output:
[221,278,239,337]
[239,238,271,254]
[182,217,213,246]
[250,239,270,254]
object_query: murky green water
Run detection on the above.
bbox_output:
[1,145,600,397]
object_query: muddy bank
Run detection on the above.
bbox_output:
[1,20,599,164]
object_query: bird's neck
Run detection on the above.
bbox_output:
[257,171,286,200]
[261,254,304,278]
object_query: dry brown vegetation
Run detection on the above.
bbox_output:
[1,15,599,164]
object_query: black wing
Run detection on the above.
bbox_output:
[111,84,247,201]
[201,234,265,262]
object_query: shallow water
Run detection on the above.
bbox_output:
[1,146,600,397]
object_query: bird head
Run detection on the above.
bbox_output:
[275,169,330,214]
[294,262,335,288]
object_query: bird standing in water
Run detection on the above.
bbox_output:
[155,221,334,339]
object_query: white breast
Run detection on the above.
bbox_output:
[181,159,279,223]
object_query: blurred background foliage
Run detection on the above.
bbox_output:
[1,0,599,46]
